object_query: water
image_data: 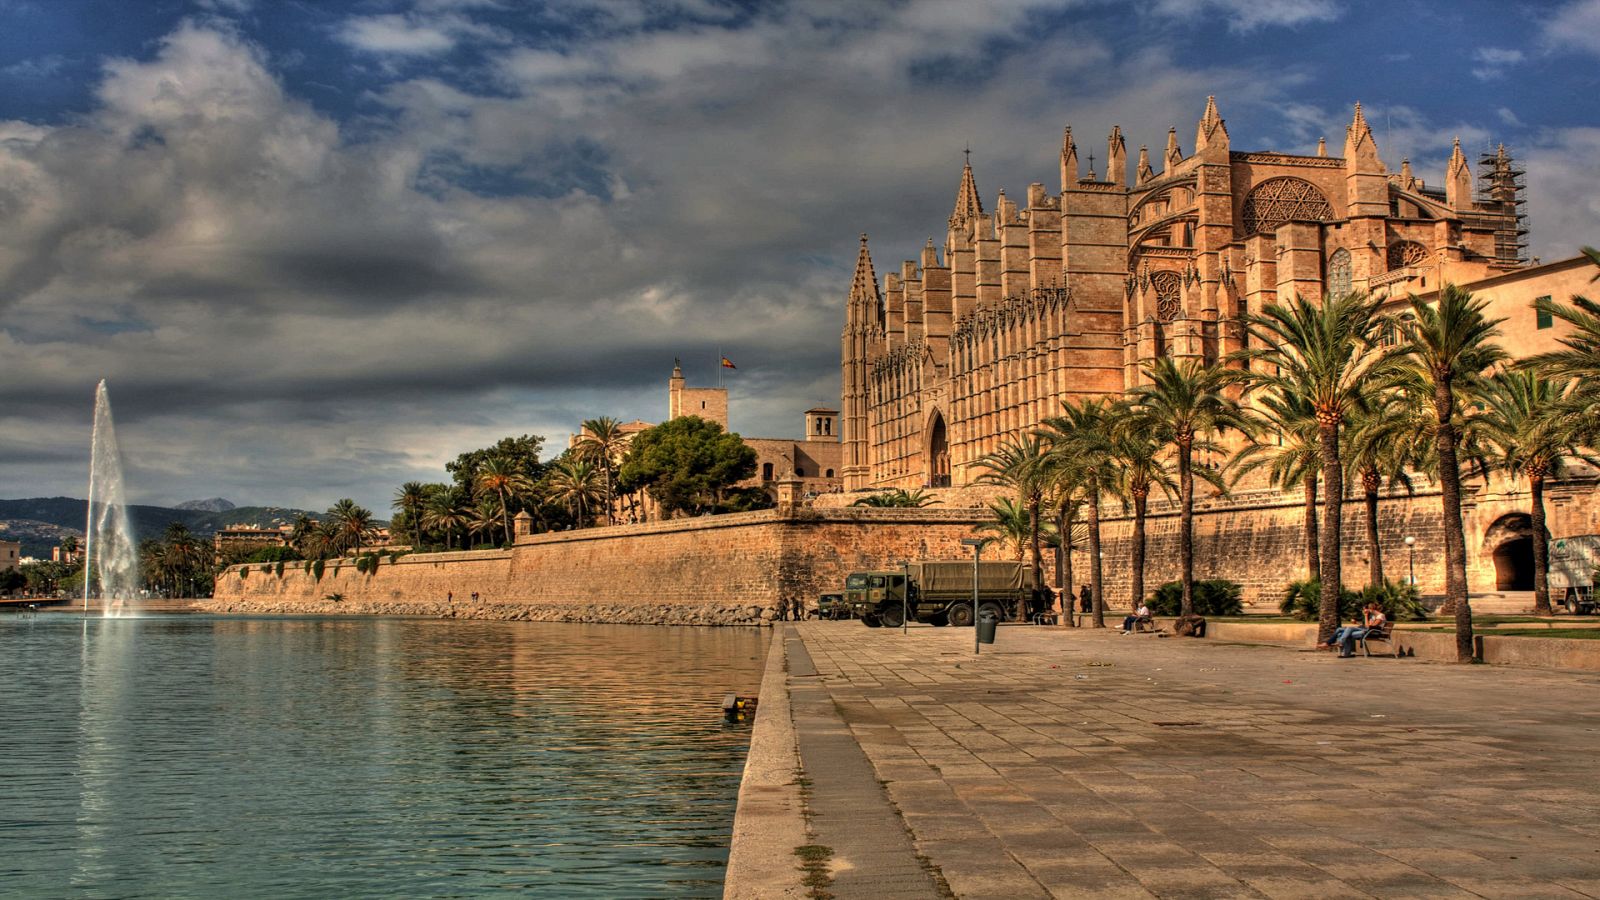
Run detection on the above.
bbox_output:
[84,380,138,615]
[0,616,768,898]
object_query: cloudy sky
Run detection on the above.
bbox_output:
[2,0,1598,513]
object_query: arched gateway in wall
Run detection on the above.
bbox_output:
[926,411,950,488]
[1484,513,1536,591]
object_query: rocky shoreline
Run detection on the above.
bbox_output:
[196,598,776,626]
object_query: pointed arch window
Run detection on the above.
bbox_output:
[1327,248,1352,298]
[1240,177,1333,236]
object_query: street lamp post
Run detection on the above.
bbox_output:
[960,537,986,655]
[1404,536,1416,587]
[901,560,910,636]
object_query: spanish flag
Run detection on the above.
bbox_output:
[721,357,737,369]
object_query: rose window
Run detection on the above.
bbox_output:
[1151,271,1183,323]
[1240,177,1334,236]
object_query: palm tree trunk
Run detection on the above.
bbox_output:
[499,488,512,544]
[1317,420,1343,647]
[1179,441,1195,617]
[1434,380,1474,662]
[1026,493,1042,622]
[1088,489,1105,629]
[1364,469,1384,587]
[1304,470,1320,582]
[1058,504,1076,628]
[1531,473,1552,616]
[1130,490,1148,610]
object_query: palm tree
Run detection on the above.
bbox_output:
[467,499,502,549]
[575,417,631,525]
[1039,399,1116,628]
[1042,456,1086,627]
[1233,392,1323,582]
[327,499,377,556]
[1475,370,1594,615]
[287,514,318,557]
[850,488,936,508]
[975,435,1051,604]
[1527,247,1600,439]
[1387,285,1507,662]
[546,457,604,529]
[474,457,535,544]
[392,481,430,549]
[1108,407,1176,611]
[976,497,1031,563]
[1125,357,1253,618]
[1345,397,1421,587]
[423,489,471,550]
[1239,292,1384,645]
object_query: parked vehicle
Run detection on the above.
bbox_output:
[816,593,853,620]
[840,560,1049,628]
[1550,535,1600,614]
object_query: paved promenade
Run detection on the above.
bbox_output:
[788,621,1600,899]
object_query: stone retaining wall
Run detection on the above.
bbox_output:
[212,507,992,624]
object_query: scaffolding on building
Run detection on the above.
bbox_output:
[1477,143,1530,266]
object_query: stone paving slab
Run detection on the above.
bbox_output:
[792,621,1600,899]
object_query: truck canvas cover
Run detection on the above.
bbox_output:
[912,560,1034,594]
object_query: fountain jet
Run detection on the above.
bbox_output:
[85,380,138,616]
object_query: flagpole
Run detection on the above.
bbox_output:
[718,347,723,389]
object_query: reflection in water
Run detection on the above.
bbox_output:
[0,616,767,898]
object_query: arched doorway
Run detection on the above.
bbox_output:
[1493,537,1535,590]
[926,411,950,488]
[1484,513,1536,590]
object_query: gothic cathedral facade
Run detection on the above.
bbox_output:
[840,98,1529,492]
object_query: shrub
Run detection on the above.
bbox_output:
[323,593,344,603]
[1149,579,1243,616]
[245,545,300,564]
[238,567,247,580]
[355,556,370,574]
[1280,579,1361,621]
[1359,580,1429,621]
[312,559,326,582]
[275,561,285,578]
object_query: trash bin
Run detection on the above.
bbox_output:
[977,613,998,645]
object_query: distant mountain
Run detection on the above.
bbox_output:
[175,497,236,512]
[0,497,338,559]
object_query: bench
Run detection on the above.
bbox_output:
[1133,616,1158,633]
[1357,621,1399,657]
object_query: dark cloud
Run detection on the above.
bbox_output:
[1,3,1593,512]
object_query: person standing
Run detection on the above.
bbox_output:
[1079,584,1093,614]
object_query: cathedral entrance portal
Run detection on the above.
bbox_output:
[927,411,951,488]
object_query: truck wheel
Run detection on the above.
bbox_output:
[1568,595,1582,615]
[947,605,974,627]
[978,602,1004,623]
[862,615,882,628]
[879,605,905,628]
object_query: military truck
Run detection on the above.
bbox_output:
[1550,535,1600,614]
[841,560,1049,628]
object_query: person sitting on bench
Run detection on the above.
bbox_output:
[1325,603,1385,658]
[1120,602,1151,634]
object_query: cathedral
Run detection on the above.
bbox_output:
[840,97,1539,492]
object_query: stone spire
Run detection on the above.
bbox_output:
[1194,95,1229,153]
[1164,127,1182,171]
[949,156,984,229]
[1400,157,1416,191]
[1445,136,1473,210]
[1343,101,1382,170]
[1060,126,1078,191]
[1106,125,1127,187]
[1136,145,1155,184]
[847,233,882,329]
[1316,136,1327,157]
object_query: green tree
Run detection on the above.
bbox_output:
[850,488,936,508]
[1234,392,1323,582]
[617,416,757,517]
[546,456,605,528]
[392,481,430,549]
[975,497,1031,563]
[1108,406,1176,609]
[1039,399,1117,628]
[974,435,1051,608]
[1527,247,1600,440]
[1387,285,1507,662]
[1124,358,1254,618]
[1239,292,1384,645]
[474,457,535,544]
[1475,370,1595,615]
[447,434,546,498]
[574,417,631,525]
[423,488,471,550]
[327,499,378,557]
[1345,396,1422,588]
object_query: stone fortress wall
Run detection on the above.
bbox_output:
[213,465,1599,622]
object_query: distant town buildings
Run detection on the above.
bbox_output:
[1,540,19,572]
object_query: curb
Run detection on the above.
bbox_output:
[723,627,809,899]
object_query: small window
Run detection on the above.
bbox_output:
[825,469,834,478]
[1536,297,1553,330]
[762,463,774,480]
[795,467,806,477]
[700,401,706,409]
[869,576,886,588]
[846,574,869,589]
